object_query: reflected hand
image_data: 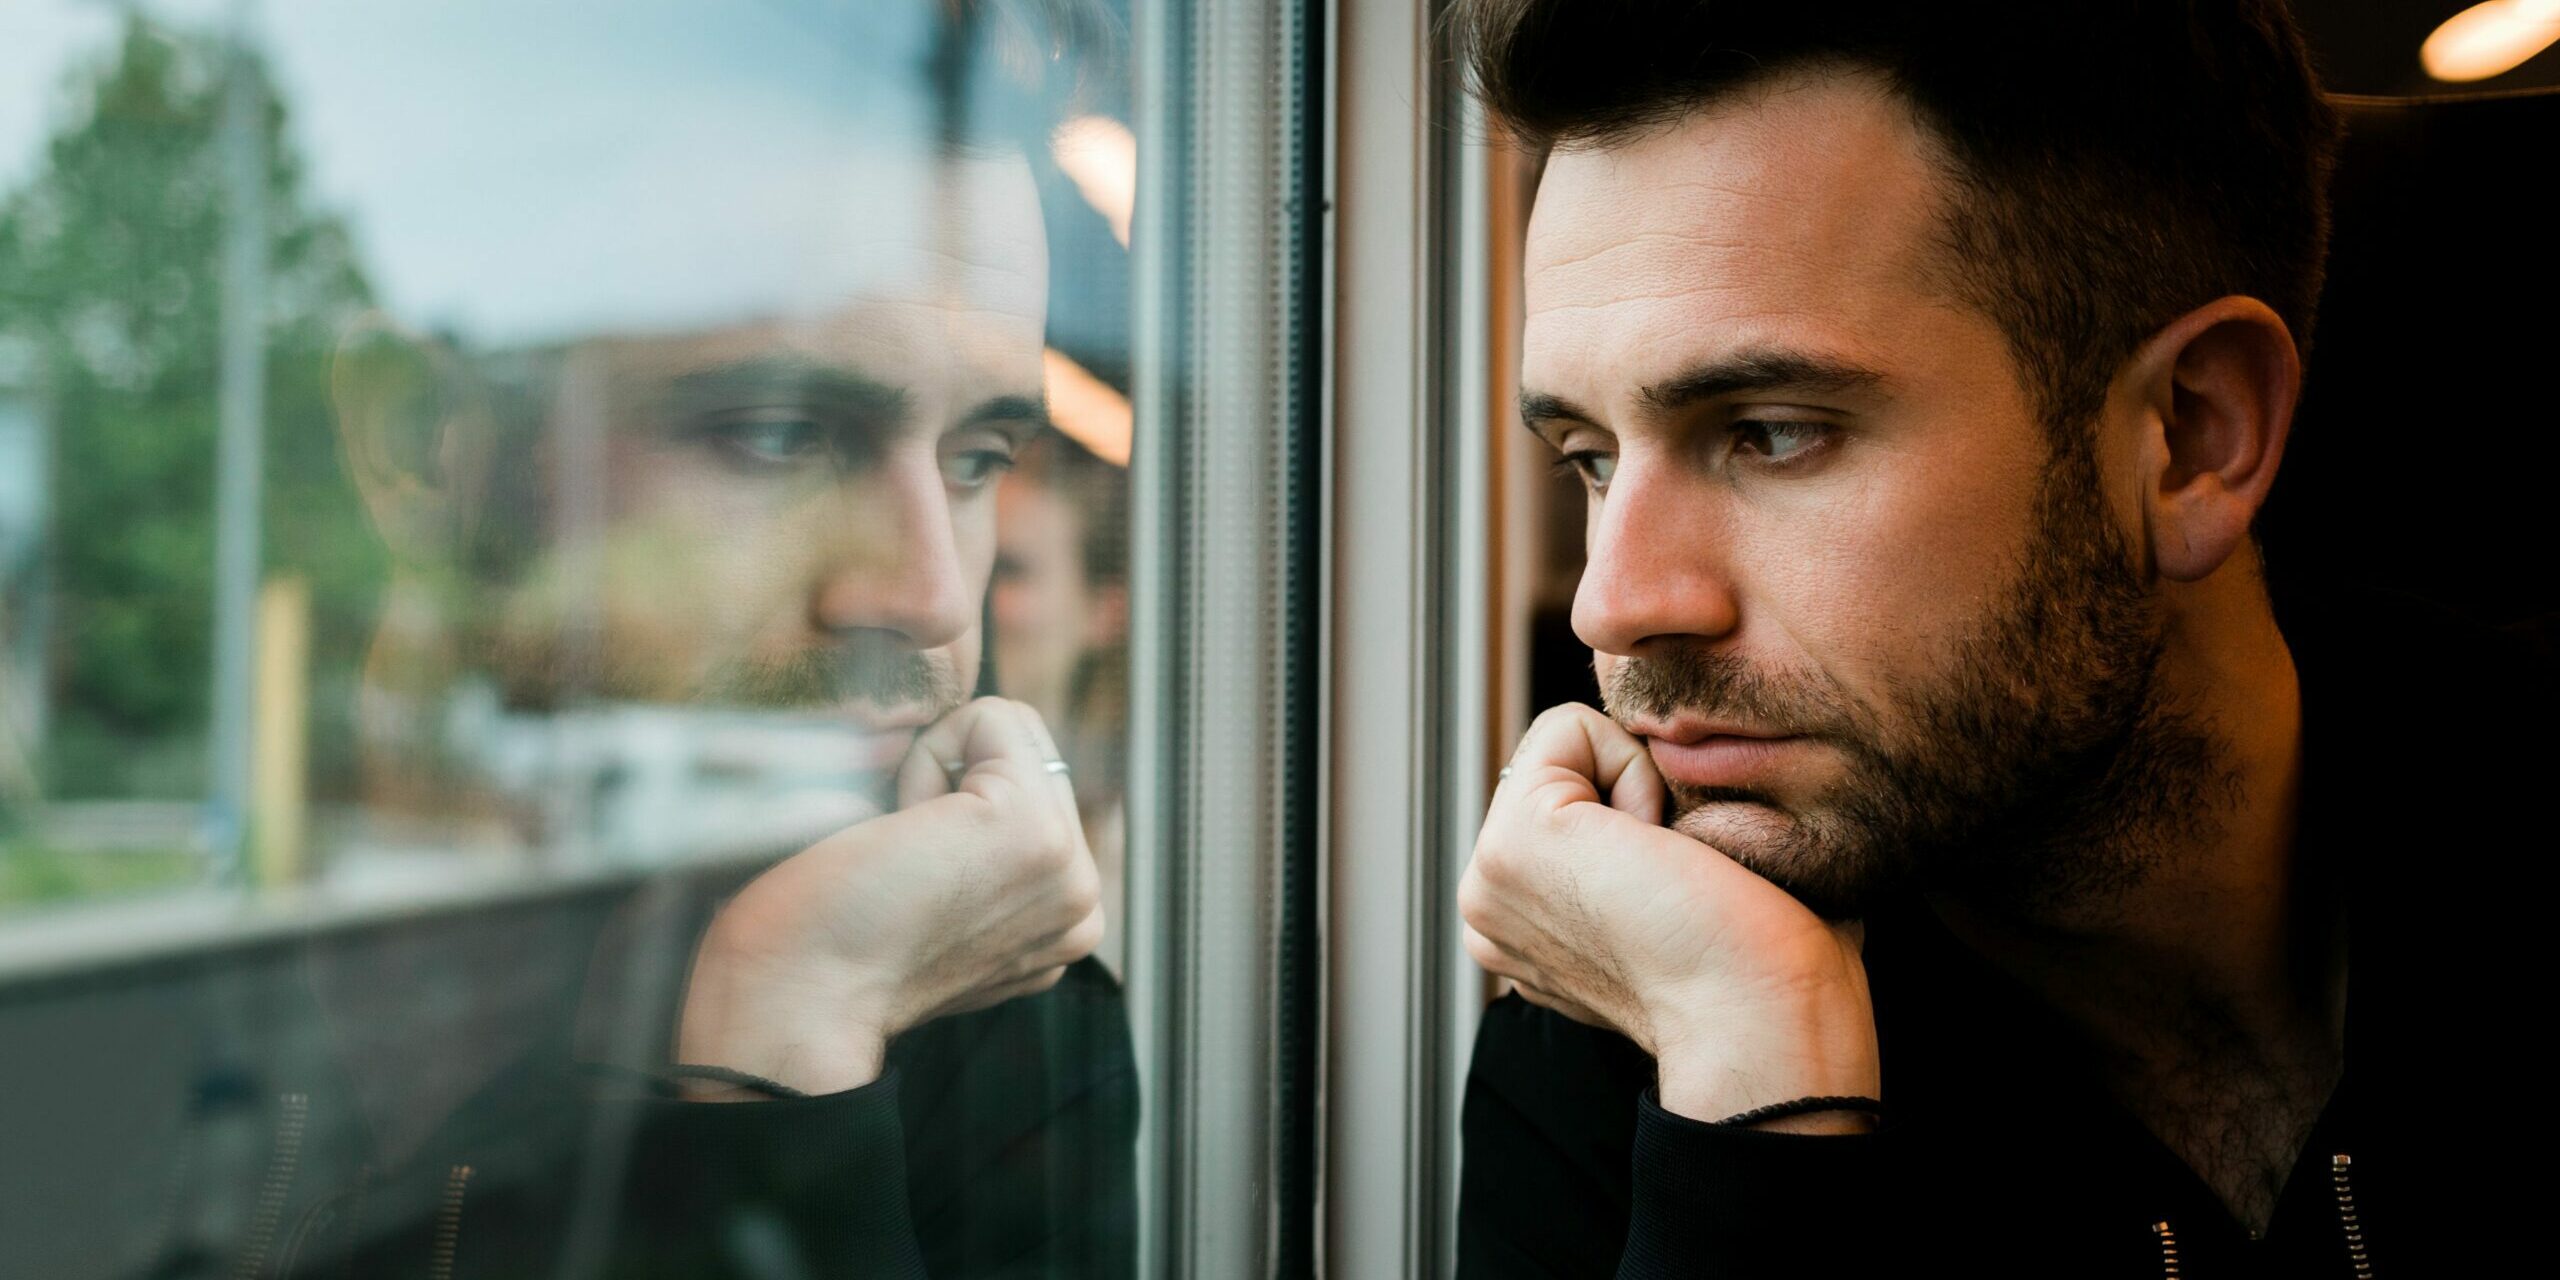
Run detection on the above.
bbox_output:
[677,697,1103,1097]
[1458,703,1879,1129]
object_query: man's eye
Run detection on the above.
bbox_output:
[706,414,829,467]
[943,448,1018,489]
[1549,450,1615,493]
[1733,420,1831,464]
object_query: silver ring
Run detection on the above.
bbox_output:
[1498,766,1513,780]
[1043,759,1071,775]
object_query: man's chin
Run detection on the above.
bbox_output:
[1667,797,1889,922]
[1666,794,1795,859]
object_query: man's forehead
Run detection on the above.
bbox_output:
[604,297,1042,375]
[586,151,1049,404]
[789,148,1049,317]
[1519,70,1956,399]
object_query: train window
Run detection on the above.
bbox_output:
[12,3,2536,1277]
[0,1,1317,1275]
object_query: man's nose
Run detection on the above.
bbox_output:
[808,459,977,649]
[1569,464,1740,657]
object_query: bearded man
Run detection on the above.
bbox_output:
[1450,2,2548,1276]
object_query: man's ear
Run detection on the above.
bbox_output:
[2122,295,2301,583]
[331,312,463,565]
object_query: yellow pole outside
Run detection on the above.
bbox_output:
[251,575,309,888]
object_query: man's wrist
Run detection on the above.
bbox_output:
[674,1009,890,1100]
[1649,989,1881,1128]
[1654,1058,1881,1131]
[678,930,896,1099]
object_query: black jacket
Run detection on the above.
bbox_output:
[0,867,1137,1280]
[1457,584,2552,1278]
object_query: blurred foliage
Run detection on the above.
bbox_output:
[0,836,201,908]
[0,16,383,804]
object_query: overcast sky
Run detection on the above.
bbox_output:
[0,1,1042,346]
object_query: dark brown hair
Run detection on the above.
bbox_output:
[1453,0,2342,440]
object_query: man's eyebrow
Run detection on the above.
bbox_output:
[1516,351,1890,440]
[1518,390,1602,437]
[957,393,1049,439]
[1639,350,1889,413]
[666,357,909,419]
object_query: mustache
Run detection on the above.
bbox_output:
[1599,648,1854,737]
[708,643,967,711]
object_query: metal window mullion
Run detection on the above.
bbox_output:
[1127,0,1323,1276]
[1326,1,1502,1276]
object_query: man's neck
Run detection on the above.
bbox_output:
[1929,578,2347,1232]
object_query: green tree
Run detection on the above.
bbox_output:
[0,15,380,802]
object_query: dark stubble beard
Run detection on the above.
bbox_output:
[1600,433,2240,921]
[701,641,968,715]
[482,621,967,720]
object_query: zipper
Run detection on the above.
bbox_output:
[232,1091,309,1280]
[2331,1152,2374,1279]
[2152,1219,2182,1279]
[430,1163,475,1280]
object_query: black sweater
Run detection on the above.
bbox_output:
[1457,584,2552,1279]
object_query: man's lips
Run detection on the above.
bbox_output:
[836,707,936,770]
[842,727,921,772]
[1623,716,1802,790]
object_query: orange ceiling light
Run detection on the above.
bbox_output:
[1051,115,1136,249]
[1043,347,1132,467]
[2423,0,2560,82]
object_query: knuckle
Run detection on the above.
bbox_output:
[1527,703,1584,733]
[1062,857,1103,918]
[1525,701,1602,740]
[1063,911,1105,960]
[1469,833,1526,891]
[1030,818,1080,875]
[965,768,1026,815]
[1456,864,1495,927]
[1554,799,1618,847]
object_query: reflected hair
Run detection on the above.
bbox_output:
[933,0,1128,159]
[1450,0,2342,443]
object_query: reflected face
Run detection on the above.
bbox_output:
[474,153,1048,770]
[992,473,1096,718]
[1523,70,2181,916]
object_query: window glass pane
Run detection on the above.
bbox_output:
[0,3,1221,1276]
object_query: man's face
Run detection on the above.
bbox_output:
[475,152,1049,774]
[1522,69,2182,917]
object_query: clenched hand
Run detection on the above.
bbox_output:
[676,697,1103,1098]
[1459,704,1881,1131]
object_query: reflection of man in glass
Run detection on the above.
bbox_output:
[993,427,1131,969]
[299,11,1134,1279]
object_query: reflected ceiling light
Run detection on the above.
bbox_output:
[1043,347,1132,467]
[1051,115,1136,248]
[2423,0,2560,82]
